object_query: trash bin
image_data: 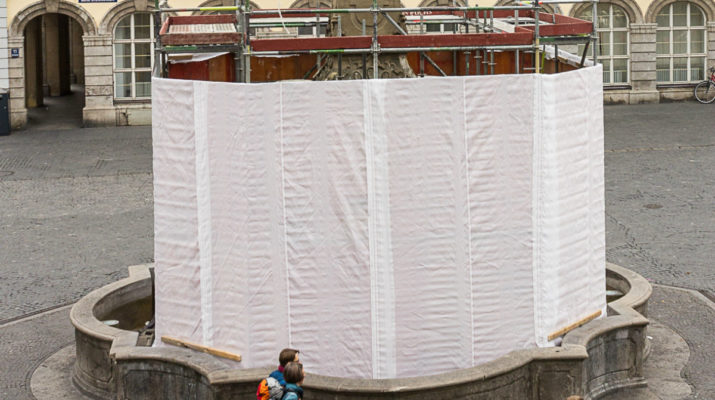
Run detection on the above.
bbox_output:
[0,90,9,136]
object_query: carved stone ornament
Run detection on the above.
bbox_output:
[134,0,149,12]
[314,0,416,80]
[315,54,416,79]
[45,0,60,14]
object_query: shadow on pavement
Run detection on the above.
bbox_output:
[26,84,85,131]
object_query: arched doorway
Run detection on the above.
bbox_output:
[9,1,98,130]
[24,13,85,129]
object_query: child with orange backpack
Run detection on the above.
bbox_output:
[256,348,300,400]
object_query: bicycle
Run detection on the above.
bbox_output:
[694,67,715,103]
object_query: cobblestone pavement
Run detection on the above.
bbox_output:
[0,127,153,323]
[2,101,715,399]
[604,102,715,298]
[603,102,715,399]
[649,285,715,400]
[0,307,74,400]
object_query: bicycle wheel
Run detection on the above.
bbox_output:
[694,81,715,104]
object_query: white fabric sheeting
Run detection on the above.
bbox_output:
[203,81,289,368]
[151,65,605,379]
[586,67,607,321]
[534,68,605,345]
[377,77,473,377]
[280,80,374,378]
[153,79,204,346]
[465,73,537,361]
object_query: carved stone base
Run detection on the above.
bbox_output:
[313,0,415,80]
[70,263,652,400]
[315,54,416,80]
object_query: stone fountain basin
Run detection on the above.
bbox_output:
[70,262,651,400]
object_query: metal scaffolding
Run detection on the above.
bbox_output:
[153,0,599,82]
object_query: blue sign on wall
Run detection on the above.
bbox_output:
[11,48,19,58]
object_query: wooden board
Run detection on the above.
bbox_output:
[161,335,242,362]
[168,53,236,82]
[547,310,602,341]
[160,15,241,45]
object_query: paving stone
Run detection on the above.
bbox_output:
[604,102,715,295]
[31,344,86,400]
[0,126,153,323]
[604,101,715,400]
[649,286,715,400]
[0,307,74,400]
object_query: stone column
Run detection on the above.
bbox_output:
[44,14,71,96]
[628,23,659,104]
[0,1,9,92]
[83,34,115,127]
[70,19,84,84]
[24,18,42,108]
[8,36,26,129]
[707,22,715,70]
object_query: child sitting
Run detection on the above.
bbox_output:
[270,348,300,386]
[281,362,305,400]
[257,348,300,400]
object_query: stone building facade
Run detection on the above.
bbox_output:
[565,0,715,103]
[2,0,715,129]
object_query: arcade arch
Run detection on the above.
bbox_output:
[10,1,98,128]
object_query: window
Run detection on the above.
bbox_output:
[405,16,463,34]
[250,17,327,38]
[656,2,706,83]
[425,22,455,33]
[297,21,327,37]
[426,23,442,32]
[577,4,630,84]
[114,13,154,99]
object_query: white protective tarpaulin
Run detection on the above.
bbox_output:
[152,65,605,379]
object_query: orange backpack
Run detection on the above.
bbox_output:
[256,376,283,400]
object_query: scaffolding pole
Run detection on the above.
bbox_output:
[381,11,447,77]
[591,0,598,66]
[372,0,378,78]
[534,0,540,73]
[153,1,594,82]
[250,44,534,56]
